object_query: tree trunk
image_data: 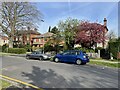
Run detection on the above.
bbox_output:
[9,37,13,48]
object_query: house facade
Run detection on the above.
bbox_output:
[32,32,54,47]
[14,29,41,46]
[0,35,9,46]
[96,18,109,48]
[75,18,109,49]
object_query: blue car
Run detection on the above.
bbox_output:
[54,50,89,65]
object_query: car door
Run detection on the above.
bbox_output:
[69,51,77,63]
[34,52,39,59]
[30,52,36,59]
[61,51,71,62]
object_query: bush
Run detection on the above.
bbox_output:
[2,44,8,52]
[95,47,104,53]
[24,44,32,52]
[109,41,120,59]
[5,48,26,54]
[74,47,95,53]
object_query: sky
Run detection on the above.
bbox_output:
[32,2,118,37]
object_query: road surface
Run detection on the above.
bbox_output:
[0,56,119,88]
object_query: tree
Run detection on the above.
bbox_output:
[46,32,63,53]
[58,17,80,50]
[75,21,106,48]
[108,30,117,42]
[50,26,59,34]
[0,2,43,48]
[48,26,51,32]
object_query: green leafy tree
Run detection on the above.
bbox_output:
[0,2,43,48]
[58,17,80,50]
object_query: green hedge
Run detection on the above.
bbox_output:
[74,47,95,53]
[109,41,120,59]
[1,44,8,52]
[5,48,26,54]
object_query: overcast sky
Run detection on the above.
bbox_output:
[33,2,118,37]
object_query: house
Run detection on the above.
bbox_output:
[0,35,9,46]
[14,28,41,46]
[75,18,109,49]
[32,32,54,47]
[96,18,109,48]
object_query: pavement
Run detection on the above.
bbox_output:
[0,56,119,88]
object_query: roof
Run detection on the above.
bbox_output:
[33,32,54,38]
[0,35,8,40]
[17,30,41,35]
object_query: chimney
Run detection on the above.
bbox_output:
[104,18,107,26]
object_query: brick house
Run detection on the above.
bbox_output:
[32,32,54,47]
[14,29,41,46]
[0,35,9,46]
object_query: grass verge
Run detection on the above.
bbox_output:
[0,52,12,56]
[0,79,11,89]
[89,61,120,68]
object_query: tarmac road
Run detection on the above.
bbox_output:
[0,56,119,88]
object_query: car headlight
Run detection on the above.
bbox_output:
[43,55,48,58]
[83,56,86,58]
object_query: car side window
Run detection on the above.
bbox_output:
[32,52,36,54]
[36,52,39,54]
[70,51,77,55]
[76,51,80,55]
[63,51,70,55]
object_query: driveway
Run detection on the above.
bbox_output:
[0,56,119,88]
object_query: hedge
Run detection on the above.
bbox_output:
[74,47,95,53]
[109,41,120,59]
[5,48,26,54]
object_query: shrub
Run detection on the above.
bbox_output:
[95,47,104,53]
[24,44,31,52]
[109,41,120,59]
[74,47,95,53]
[2,44,8,52]
[5,48,26,54]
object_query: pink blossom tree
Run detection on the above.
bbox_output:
[75,21,107,48]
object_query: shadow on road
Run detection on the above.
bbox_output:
[21,66,84,88]
[21,65,118,89]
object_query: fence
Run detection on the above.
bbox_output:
[86,53,100,59]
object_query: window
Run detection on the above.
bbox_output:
[63,51,70,55]
[32,51,36,54]
[70,51,77,55]
[34,39,36,42]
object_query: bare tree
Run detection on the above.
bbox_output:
[0,2,43,48]
[108,30,117,41]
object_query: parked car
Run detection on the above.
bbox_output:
[53,50,89,65]
[26,51,51,60]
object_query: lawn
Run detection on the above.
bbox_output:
[0,79,11,89]
[89,60,120,68]
[0,52,12,56]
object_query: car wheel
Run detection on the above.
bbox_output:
[26,56,30,59]
[76,59,82,65]
[39,57,43,61]
[54,58,59,62]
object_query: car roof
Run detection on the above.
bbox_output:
[64,50,82,52]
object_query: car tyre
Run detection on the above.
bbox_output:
[39,57,43,61]
[54,58,59,62]
[76,59,82,65]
